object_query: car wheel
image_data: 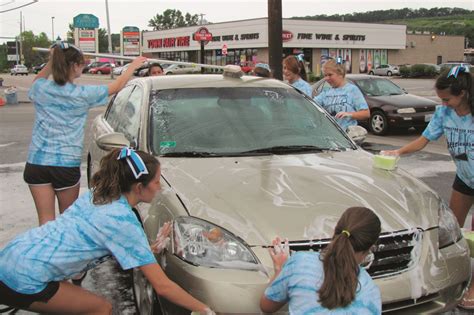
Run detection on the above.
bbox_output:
[387,71,392,76]
[369,71,374,75]
[370,111,389,135]
[132,268,163,315]
[97,71,102,75]
[166,72,173,75]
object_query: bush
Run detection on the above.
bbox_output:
[307,72,322,83]
[401,64,438,78]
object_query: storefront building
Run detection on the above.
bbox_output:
[141,18,464,74]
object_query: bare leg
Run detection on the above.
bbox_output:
[29,184,56,225]
[56,182,80,213]
[29,281,112,315]
[451,190,474,308]
[450,190,474,228]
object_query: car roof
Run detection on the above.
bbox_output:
[145,74,291,90]
[345,74,386,81]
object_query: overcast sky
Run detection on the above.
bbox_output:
[1,0,473,44]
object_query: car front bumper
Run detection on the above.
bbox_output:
[387,111,434,128]
[160,231,470,314]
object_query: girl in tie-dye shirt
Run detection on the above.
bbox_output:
[283,55,312,97]
[25,42,146,226]
[382,67,474,310]
[1,148,214,314]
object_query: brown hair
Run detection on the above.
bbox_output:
[435,69,473,113]
[322,59,346,78]
[283,55,308,81]
[51,45,85,86]
[91,148,160,205]
[318,207,381,309]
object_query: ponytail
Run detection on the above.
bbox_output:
[435,68,474,114]
[318,207,381,309]
[51,45,84,86]
[91,148,160,205]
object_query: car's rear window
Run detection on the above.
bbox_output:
[148,87,353,156]
[355,79,404,96]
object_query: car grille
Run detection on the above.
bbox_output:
[288,229,422,279]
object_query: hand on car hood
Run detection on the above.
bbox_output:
[160,150,440,246]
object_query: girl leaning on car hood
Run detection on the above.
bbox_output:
[0,148,215,315]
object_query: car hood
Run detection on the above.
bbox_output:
[161,150,440,245]
[367,93,437,108]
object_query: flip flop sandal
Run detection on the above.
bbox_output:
[71,271,88,286]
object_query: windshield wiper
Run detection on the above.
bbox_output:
[242,145,341,154]
[160,151,220,157]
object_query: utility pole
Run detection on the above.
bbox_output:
[19,11,23,65]
[268,0,283,80]
[51,16,55,42]
[105,0,114,78]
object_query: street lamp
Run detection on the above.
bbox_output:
[51,16,55,42]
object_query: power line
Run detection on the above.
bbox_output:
[0,0,38,14]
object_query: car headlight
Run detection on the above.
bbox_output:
[438,200,463,249]
[397,108,416,114]
[172,217,261,271]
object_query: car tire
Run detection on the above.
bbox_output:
[387,71,392,76]
[97,71,102,75]
[166,72,172,75]
[370,110,389,135]
[132,268,164,315]
[369,71,374,75]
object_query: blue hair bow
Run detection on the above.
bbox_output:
[447,66,469,79]
[336,56,343,65]
[117,147,149,179]
[50,38,81,52]
[296,54,304,62]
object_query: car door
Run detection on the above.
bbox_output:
[88,84,136,179]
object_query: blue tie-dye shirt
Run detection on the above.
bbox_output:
[314,82,369,131]
[0,191,156,294]
[422,105,474,189]
[265,252,381,315]
[27,78,109,167]
[291,78,313,97]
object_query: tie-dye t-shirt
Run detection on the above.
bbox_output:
[291,78,313,97]
[314,82,369,131]
[27,78,109,167]
[0,191,156,294]
[422,105,474,189]
[265,252,381,315]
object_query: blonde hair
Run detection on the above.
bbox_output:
[323,59,346,78]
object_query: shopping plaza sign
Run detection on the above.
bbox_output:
[194,27,212,42]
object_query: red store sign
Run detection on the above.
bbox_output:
[282,30,293,42]
[148,36,190,49]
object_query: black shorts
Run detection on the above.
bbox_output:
[453,175,474,196]
[23,163,80,190]
[0,280,59,309]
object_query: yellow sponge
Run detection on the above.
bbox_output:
[373,154,399,171]
[463,230,474,258]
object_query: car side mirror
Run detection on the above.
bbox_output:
[95,132,130,151]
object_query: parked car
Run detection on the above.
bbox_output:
[369,64,400,76]
[88,70,470,314]
[83,61,108,73]
[89,63,113,74]
[113,63,130,75]
[32,63,46,74]
[10,64,28,75]
[312,74,438,135]
[163,63,201,75]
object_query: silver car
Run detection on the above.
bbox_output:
[88,72,470,314]
[369,64,400,76]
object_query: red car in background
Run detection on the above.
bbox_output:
[89,63,113,74]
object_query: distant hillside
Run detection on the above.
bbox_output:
[292,7,473,47]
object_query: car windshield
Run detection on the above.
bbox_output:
[149,87,354,156]
[355,79,404,96]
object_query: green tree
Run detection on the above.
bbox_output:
[20,31,51,67]
[148,9,199,30]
